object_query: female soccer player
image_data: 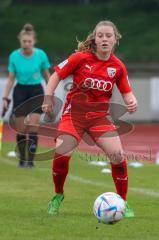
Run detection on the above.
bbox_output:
[42,20,137,217]
[2,23,50,167]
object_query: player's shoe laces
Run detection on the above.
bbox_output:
[48,194,64,215]
[124,202,135,218]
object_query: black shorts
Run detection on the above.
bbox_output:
[12,83,44,117]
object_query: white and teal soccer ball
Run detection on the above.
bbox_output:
[93,192,126,224]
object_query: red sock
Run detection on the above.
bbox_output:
[52,153,71,194]
[111,160,128,200]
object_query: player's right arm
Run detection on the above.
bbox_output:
[2,73,15,115]
[42,52,82,115]
[42,72,60,114]
[3,73,15,98]
[3,52,16,108]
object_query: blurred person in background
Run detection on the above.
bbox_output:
[42,20,137,217]
[2,23,50,167]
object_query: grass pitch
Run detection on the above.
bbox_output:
[0,142,159,240]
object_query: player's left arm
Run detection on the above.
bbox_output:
[116,63,138,114]
[42,69,50,83]
[122,91,138,113]
[40,50,51,83]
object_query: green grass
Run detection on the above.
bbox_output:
[0,2,159,62]
[0,141,159,240]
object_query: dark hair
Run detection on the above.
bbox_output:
[18,23,37,41]
[77,20,122,53]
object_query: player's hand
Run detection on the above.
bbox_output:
[42,95,54,115]
[126,98,138,113]
[1,97,11,117]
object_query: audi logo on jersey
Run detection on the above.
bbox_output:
[83,78,113,92]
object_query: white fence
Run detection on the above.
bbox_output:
[0,75,159,122]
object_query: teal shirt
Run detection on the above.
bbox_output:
[8,48,51,85]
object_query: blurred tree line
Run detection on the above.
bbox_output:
[1,0,159,8]
[1,0,159,12]
[0,0,159,62]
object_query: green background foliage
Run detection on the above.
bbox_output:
[0,1,159,63]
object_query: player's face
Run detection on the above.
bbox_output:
[95,25,116,56]
[20,34,35,53]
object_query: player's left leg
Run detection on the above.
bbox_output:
[95,133,134,218]
[26,113,40,167]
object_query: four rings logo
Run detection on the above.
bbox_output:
[83,78,113,92]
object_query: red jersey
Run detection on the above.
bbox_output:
[54,51,131,116]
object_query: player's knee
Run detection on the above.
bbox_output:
[107,151,124,164]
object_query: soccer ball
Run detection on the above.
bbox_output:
[93,192,126,224]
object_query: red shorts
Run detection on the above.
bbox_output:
[57,113,116,142]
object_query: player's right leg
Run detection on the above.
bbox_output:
[16,133,27,167]
[12,84,28,167]
[48,134,79,215]
[13,117,27,167]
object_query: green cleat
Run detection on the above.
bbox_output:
[124,202,135,218]
[48,194,64,215]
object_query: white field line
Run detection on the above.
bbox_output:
[129,187,159,197]
[68,175,159,198]
[1,158,159,198]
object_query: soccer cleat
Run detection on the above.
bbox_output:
[27,161,34,168]
[48,194,64,215]
[123,202,135,218]
[18,160,26,168]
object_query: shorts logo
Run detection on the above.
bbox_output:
[107,67,116,78]
[83,78,112,92]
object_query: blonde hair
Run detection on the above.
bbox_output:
[18,23,37,41]
[77,20,122,53]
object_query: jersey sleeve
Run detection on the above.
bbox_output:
[8,53,16,73]
[40,50,51,70]
[54,52,82,79]
[116,63,132,94]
